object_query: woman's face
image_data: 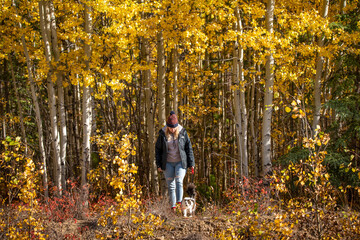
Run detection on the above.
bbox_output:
[168,127,176,133]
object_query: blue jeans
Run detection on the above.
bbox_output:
[164,161,186,208]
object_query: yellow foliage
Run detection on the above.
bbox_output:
[0,137,46,239]
[91,133,163,238]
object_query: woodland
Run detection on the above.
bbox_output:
[1,0,360,239]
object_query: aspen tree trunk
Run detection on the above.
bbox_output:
[75,83,82,171]
[251,66,259,177]
[21,37,49,201]
[14,0,48,200]
[39,1,62,194]
[157,32,166,127]
[49,1,67,191]
[67,88,74,179]
[157,31,167,196]
[234,6,248,177]
[172,47,178,113]
[165,77,171,116]
[142,37,158,194]
[9,61,27,154]
[221,60,228,190]
[313,0,329,135]
[165,48,172,116]
[81,3,93,211]
[203,51,210,181]
[233,42,243,179]
[261,0,275,176]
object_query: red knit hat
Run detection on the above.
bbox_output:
[166,111,178,128]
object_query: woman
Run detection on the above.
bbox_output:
[155,111,195,210]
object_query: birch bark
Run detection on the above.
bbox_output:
[312,0,329,135]
[81,2,93,210]
[157,32,166,127]
[234,6,248,177]
[39,1,62,194]
[49,1,67,191]
[172,47,178,113]
[22,40,49,201]
[261,0,275,176]
[157,31,167,196]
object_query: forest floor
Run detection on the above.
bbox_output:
[47,204,231,239]
[148,214,227,240]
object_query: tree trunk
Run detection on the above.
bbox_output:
[21,35,49,201]
[39,1,62,195]
[172,47,178,113]
[261,0,275,176]
[234,6,248,178]
[312,0,329,135]
[49,1,67,191]
[250,63,258,177]
[157,31,167,196]
[142,37,158,195]
[232,41,243,179]
[81,2,93,212]
[157,32,166,127]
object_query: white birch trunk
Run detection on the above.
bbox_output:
[312,0,329,135]
[22,37,49,201]
[157,31,167,196]
[251,73,259,177]
[233,42,243,178]
[172,47,178,113]
[235,6,248,177]
[49,1,67,191]
[81,2,93,210]
[16,2,49,200]
[157,32,166,127]
[261,0,275,176]
[39,1,62,194]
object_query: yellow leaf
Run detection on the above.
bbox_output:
[285,107,291,113]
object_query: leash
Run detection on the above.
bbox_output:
[190,167,195,183]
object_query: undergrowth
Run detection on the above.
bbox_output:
[2,132,360,239]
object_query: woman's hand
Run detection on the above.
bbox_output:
[157,167,163,172]
[190,166,194,174]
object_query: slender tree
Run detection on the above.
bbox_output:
[157,31,166,127]
[81,2,93,211]
[312,0,329,135]
[39,1,62,195]
[142,37,158,194]
[234,6,248,177]
[49,1,67,190]
[172,46,179,113]
[261,0,275,176]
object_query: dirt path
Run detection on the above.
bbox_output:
[46,203,231,239]
[150,214,228,240]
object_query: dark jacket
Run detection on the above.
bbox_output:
[155,125,195,170]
